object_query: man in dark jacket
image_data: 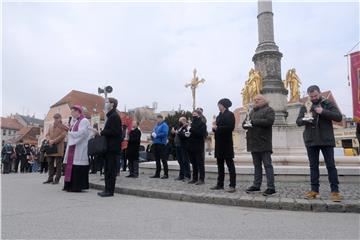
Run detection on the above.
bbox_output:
[15,141,26,173]
[1,143,14,174]
[211,98,236,193]
[296,85,343,202]
[186,109,207,185]
[172,117,191,181]
[243,94,276,196]
[98,97,123,197]
[126,121,141,178]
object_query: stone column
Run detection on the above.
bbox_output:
[252,0,288,125]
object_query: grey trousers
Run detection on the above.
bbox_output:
[251,151,275,190]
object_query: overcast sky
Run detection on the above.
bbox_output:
[2,0,359,122]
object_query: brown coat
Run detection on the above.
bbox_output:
[45,124,67,157]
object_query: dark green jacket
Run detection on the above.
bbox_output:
[296,97,342,147]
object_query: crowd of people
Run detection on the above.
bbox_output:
[1,141,47,174]
[2,85,358,202]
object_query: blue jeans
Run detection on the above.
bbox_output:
[175,146,191,179]
[306,146,339,192]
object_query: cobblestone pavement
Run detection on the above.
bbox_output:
[90,171,360,200]
[89,171,360,213]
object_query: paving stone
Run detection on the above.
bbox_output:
[343,200,360,213]
[265,197,280,210]
[280,198,295,211]
[294,199,311,211]
[310,199,327,212]
[252,196,266,208]
[238,195,254,208]
[323,200,345,213]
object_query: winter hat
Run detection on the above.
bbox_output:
[218,98,232,109]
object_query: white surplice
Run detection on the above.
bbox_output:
[63,118,91,166]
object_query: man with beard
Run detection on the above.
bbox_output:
[296,85,343,202]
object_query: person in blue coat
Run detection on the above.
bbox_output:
[150,115,169,179]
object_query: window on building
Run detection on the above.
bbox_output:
[2,130,6,136]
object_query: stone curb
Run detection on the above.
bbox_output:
[89,182,360,213]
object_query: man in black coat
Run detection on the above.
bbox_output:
[296,85,343,202]
[211,98,236,192]
[15,141,26,173]
[242,94,276,196]
[98,97,123,197]
[126,121,141,178]
[186,109,207,185]
[1,143,14,174]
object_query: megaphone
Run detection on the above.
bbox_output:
[98,87,105,94]
[105,86,113,93]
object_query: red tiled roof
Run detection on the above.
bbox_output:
[16,126,41,144]
[0,117,23,130]
[51,90,105,119]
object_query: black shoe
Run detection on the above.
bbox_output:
[126,175,134,178]
[52,181,59,185]
[195,180,205,185]
[210,185,224,190]
[160,175,169,179]
[246,186,260,193]
[262,189,276,196]
[97,191,114,197]
[150,175,160,178]
[43,180,53,184]
[188,179,197,184]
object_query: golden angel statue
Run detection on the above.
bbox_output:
[285,68,302,102]
[241,69,262,110]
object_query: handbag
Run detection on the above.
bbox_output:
[44,144,58,155]
[88,136,107,156]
